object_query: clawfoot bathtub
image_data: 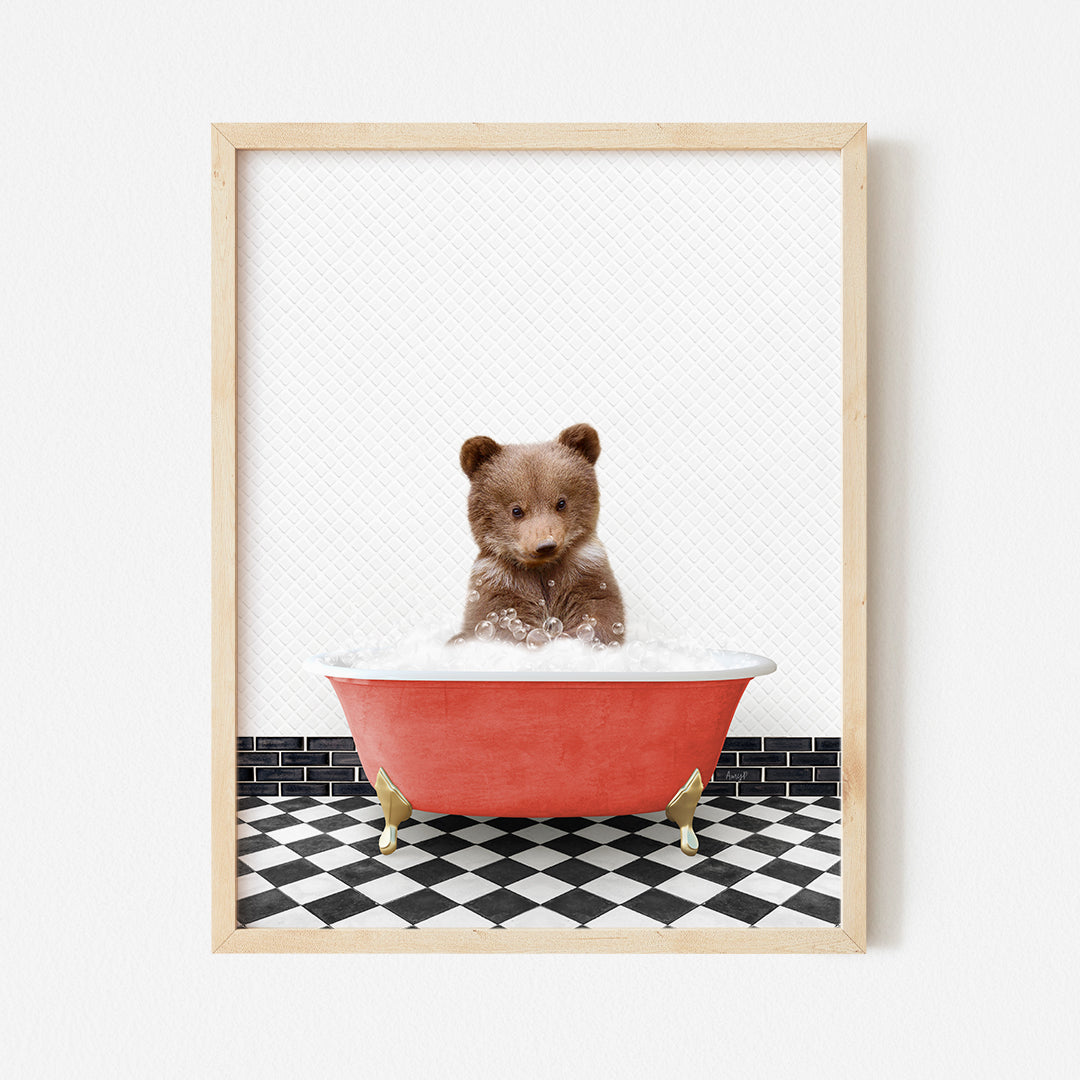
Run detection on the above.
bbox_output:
[304,651,776,857]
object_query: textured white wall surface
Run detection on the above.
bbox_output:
[3,2,1077,1079]
[237,148,842,737]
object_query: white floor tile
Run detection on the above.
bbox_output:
[698,823,753,845]
[395,822,442,845]
[516,823,563,845]
[638,821,679,843]
[507,873,575,905]
[577,845,637,872]
[377,845,435,870]
[430,872,500,904]
[805,873,842,899]
[584,907,664,929]
[306,845,368,872]
[576,823,626,845]
[644,844,700,870]
[263,822,322,846]
[278,872,350,904]
[782,845,838,871]
[332,907,411,929]
[290,804,344,823]
[239,845,302,871]
[798,803,839,821]
[669,907,748,929]
[759,822,816,845]
[581,872,651,904]
[754,906,833,929]
[236,823,260,839]
[734,872,803,904]
[237,803,285,823]
[714,846,773,871]
[501,907,578,929]
[452,823,503,845]
[443,846,504,871]
[508,846,570,872]
[359,874,425,906]
[740,803,789,822]
[653,873,723,905]
[247,907,327,929]
[694,803,733,822]
[414,908,496,929]
[328,823,380,845]
[236,873,274,899]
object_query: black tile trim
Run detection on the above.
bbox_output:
[234,736,840,800]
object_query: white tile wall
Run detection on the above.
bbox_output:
[237,149,843,737]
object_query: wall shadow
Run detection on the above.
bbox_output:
[865,138,917,949]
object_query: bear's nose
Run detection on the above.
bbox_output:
[535,539,558,556]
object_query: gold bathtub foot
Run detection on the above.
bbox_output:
[374,767,412,855]
[665,769,705,856]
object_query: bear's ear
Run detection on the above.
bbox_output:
[557,424,601,465]
[460,436,502,478]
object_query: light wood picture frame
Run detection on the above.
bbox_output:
[212,122,867,954]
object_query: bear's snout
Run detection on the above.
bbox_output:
[534,539,558,556]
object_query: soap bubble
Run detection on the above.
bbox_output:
[467,589,480,603]
[547,579,555,587]
[499,616,512,629]
[586,615,597,625]
[599,581,607,590]
[505,608,517,621]
[513,627,527,640]
[627,640,646,662]
[526,628,548,649]
[542,616,563,637]
[612,622,625,636]
[486,611,498,621]
[474,620,495,641]
[592,642,606,652]
[575,623,595,643]
[509,618,524,633]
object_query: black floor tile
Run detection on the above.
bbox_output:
[545,888,617,926]
[330,859,395,888]
[474,859,537,887]
[782,888,840,924]
[703,888,777,926]
[480,833,536,858]
[260,858,322,888]
[738,833,794,858]
[757,858,823,888]
[237,833,280,857]
[384,888,459,925]
[465,889,538,925]
[237,889,298,925]
[545,857,608,887]
[624,888,697,926]
[413,833,473,858]
[803,833,841,856]
[289,834,345,858]
[305,889,376,925]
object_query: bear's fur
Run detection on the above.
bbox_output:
[454,423,626,645]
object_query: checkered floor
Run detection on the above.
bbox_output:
[236,793,841,929]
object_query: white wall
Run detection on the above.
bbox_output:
[2,2,1075,1077]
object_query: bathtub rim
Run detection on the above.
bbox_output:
[303,648,777,683]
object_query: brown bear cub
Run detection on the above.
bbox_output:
[454,424,626,647]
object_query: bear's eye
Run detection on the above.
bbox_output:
[511,506,524,519]
[556,498,567,511]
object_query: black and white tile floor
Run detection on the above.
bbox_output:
[236,793,841,930]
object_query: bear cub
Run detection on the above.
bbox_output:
[454,423,625,646]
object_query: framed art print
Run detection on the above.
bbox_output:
[211,123,867,953]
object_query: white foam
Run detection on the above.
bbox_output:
[306,624,777,681]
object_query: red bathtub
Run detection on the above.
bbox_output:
[305,651,776,856]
